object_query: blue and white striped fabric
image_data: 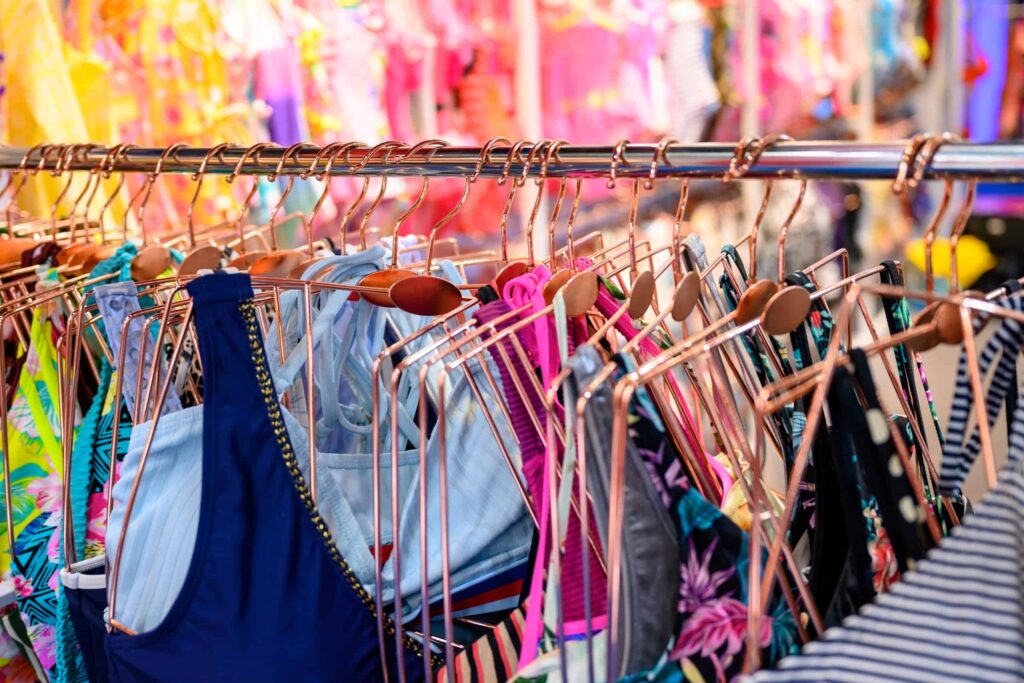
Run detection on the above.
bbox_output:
[939,295,1024,495]
[751,314,1024,682]
[752,450,1024,680]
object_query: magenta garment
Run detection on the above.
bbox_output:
[385,43,422,143]
[540,22,622,141]
[472,300,608,629]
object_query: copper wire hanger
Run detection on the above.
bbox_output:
[747,278,1021,649]
[388,159,475,316]
[127,143,188,281]
[355,140,440,304]
[286,141,355,276]
[355,140,405,253]
[0,143,46,231]
[5,144,65,241]
[178,142,235,275]
[224,142,279,269]
[492,140,538,293]
[249,142,321,277]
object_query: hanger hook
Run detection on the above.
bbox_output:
[912,133,975,293]
[188,142,234,249]
[656,138,690,281]
[390,139,449,266]
[497,139,527,186]
[32,144,60,177]
[608,138,630,189]
[648,138,674,190]
[301,142,348,253]
[422,169,473,276]
[50,144,86,241]
[136,143,188,246]
[266,142,317,251]
[519,140,549,188]
[545,140,570,264]
[335,142,371,255]
[90,144,125,244]
[356,141,405,251]
[3,143,46,229]
[524,140,553,265]
[78,144,116,244]
[612,140,644,274]
[226,142,278,254]
[895,133,949,295]
[497,140,531,265]
[891,133,931,195]
[727,134,789,283]
[473,136,511,183]
[66,144,101,243]
[96,143,136,244]
[723,136,758,182]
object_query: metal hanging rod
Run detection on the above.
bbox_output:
[1,141,1023,181]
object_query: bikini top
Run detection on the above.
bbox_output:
[940,294,1024,495]
[108,251,531,630]
[105,272,431,682]
[263,246,532,620]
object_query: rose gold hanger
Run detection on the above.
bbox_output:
[178,142,235,275]
[249,142,321,277]
[385,145,502,315]
[747,279,1020,652]
[224,142,278,268]
[350,140,437,304]
[126,143,188,280]
[355,140,405,252]
[388,166,474,316]
[285,142,355,276]
[63,144,127,273]
[492,140,537,292]
[0,143,46,231]
[598,308,822,679]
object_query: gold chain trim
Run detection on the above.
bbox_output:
[238,299,440,670]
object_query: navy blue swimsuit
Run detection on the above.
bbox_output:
[105,273,432,681]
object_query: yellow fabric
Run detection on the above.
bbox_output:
[1,0,90,214]
[905,234,996,289]
[714,453,786,534]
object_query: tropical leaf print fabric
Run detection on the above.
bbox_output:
[2,282,74,679]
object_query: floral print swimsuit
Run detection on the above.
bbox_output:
[617,359,799,683]
[3,270,72,678]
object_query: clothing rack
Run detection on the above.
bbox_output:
[2,141,1023,180]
